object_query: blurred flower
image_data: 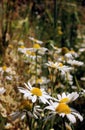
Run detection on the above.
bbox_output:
[30,76,50,85]
[5,123,13,129]
[50,44,61,53]
[28,43,48,54]
[18,82,51,104]
[18,45,27,54]
[29,36,43,44]
[65,50,78,60]
[9,104,42,121]
[0,65,12,74]
[46,61,73,75]
[67,60,84,66]
[0,87,6,94]
[18,40,24,46]
[65,73,73,85]
[57,26,63,35]
[79,48,85,53]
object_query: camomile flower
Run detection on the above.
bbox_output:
[50,44,61,53]
[29,36,43,44]
[0,65,12,74]
[57,92,79,103]
[12,105,43,120]
[18,82,51,104]
[18,46,27,54]
[18,40,24,46]
[67,60,84,66]
[45,100,83,123]
[65,50,78,60]
[30,76,50,85]
[65,73,73,85]
[28,43,48,54]
[45,61,73,75]
[0,87,6,94]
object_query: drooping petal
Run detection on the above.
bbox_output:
[67,114,76,123]
[72,111,83,122]
[32,95,37,103]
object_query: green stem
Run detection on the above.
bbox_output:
[74,76,81,92]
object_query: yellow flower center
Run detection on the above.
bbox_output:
[51,63,56,68]
[20,45,25,48]
[9,44,13,49]
[62,47,69,55]
[26,50,31,55]
[31,87,42,96]
[26,50,35,56]
[59,63,63,67]
[56,103,71,114]
[60,98,69,103]
[70,50,75,54]
[33,44,41,49]
[58,30,63,35]
[2,66,7,71]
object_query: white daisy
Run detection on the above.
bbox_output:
[29,36,43,44]
[18,45,27,54]
[18,82,51,104]
[57,92,79,103]
[67,60,84,66]
[65,50,78,60]
[0,87,6,94]
[28,43,48,54]
[45,100,83,123]
[30,76,50,85]
[65,73,73,85]
[0,65,12,74]
[45,61,73,75]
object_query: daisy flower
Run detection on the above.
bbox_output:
[65,50,78,60]
[57,92,79,103]
[18,82,51,104]
[45,100,83,123]
[0,65,12,74]
[0,87,6,94]
[9,105,43,121]
[28,43,48,55]
[67,60,84,66]
[30,76,50,85]
[45,61,73,75]
[29,36,43,44]
[18,45,27,54]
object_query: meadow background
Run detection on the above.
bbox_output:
[0,0,85,130]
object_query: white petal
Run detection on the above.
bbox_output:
[45,106,55,111]
[32,95,37,103]
[68,92,79,101]
[62,92,66,98]
[0,87,6,94]
[67,114,76,123]
[57,94,62,100]
[72,112,83,122]
[27,82,32,89]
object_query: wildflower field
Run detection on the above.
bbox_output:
[0,0,85,130]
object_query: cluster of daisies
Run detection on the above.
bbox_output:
[10,36,84,126]
[0,36,84,129]
[17,82,83,124]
